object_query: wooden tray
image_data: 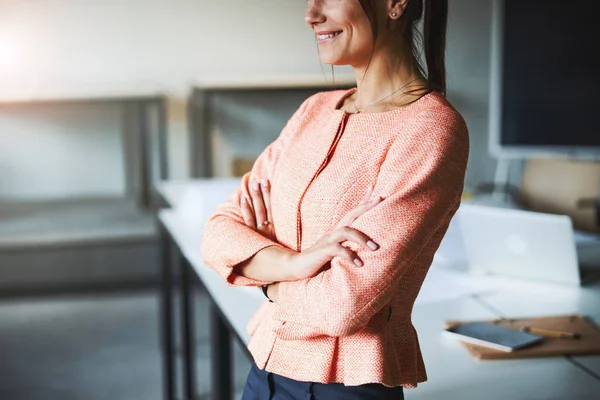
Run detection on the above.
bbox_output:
[444,314,600,360]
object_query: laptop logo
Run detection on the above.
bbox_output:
[505,234,529,255]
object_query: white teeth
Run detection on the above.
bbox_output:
[317,32,341,40]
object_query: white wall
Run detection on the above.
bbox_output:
[0,0,497,199]
[0,0,327,89]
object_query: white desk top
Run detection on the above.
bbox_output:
[476,279,600,378]
[477,281,600,322]
[157,179,241,210]
[156,180,193,208]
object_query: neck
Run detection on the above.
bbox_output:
[351,44,425,112]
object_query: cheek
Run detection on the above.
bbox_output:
[347,11,374,51]
[346,25,374,60]
[324,3,374,61]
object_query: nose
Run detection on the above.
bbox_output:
[305,0,326,27]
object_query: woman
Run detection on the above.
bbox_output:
[200,0,469,398]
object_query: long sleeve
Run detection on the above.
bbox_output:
[271,110,470,338]
[200,97,312,286]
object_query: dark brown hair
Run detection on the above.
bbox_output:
[357,0,448,96]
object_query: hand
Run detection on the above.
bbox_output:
[286,185,383,281]
[240,177,276,241]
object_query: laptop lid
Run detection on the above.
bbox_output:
[458,203,581,286]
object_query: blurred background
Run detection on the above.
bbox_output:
[1,0,599,399]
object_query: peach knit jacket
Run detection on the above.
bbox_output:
[200,87,470,389]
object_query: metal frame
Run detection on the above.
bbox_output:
[138,98,169,209]
[158,219,176,400]
[188,89,214,178]
[181,249,198,399]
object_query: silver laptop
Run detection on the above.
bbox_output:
[458,203,600,286]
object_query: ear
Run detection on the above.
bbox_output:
[389,0,409,20]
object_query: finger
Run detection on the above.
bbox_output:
[335,226,379,251]
[240,196,256,230]
[357,195,383,212]
[333,243,363,267]
[337,196,383,228]
[260,178,273,224]
[249,179,268,226]
[361,184,374,203]
[355,195,383,216]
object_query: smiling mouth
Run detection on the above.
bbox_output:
[316,31,342,41]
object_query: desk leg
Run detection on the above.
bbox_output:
[181,258,198,400]
[159,223,176,400]
[210,304,232,400]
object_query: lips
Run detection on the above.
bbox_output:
[316,31,342,41]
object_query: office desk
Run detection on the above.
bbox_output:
[156,180,600,400]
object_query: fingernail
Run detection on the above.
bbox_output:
[367,240,378,250]
[354,258,363,267]
[252,181,259,191]
[261,178,269,187]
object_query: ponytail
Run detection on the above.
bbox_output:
[423,0,448,95]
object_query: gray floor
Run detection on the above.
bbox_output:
[0,289,252,400]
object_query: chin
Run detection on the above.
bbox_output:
[318,53,351,66]
[318,46,364,67]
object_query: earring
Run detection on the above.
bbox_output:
[391,12,397,18]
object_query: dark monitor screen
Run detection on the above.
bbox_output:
[501,0,600,148]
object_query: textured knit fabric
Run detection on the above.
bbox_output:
[200,87,470,389]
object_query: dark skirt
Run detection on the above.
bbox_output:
[241,362,404,400]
